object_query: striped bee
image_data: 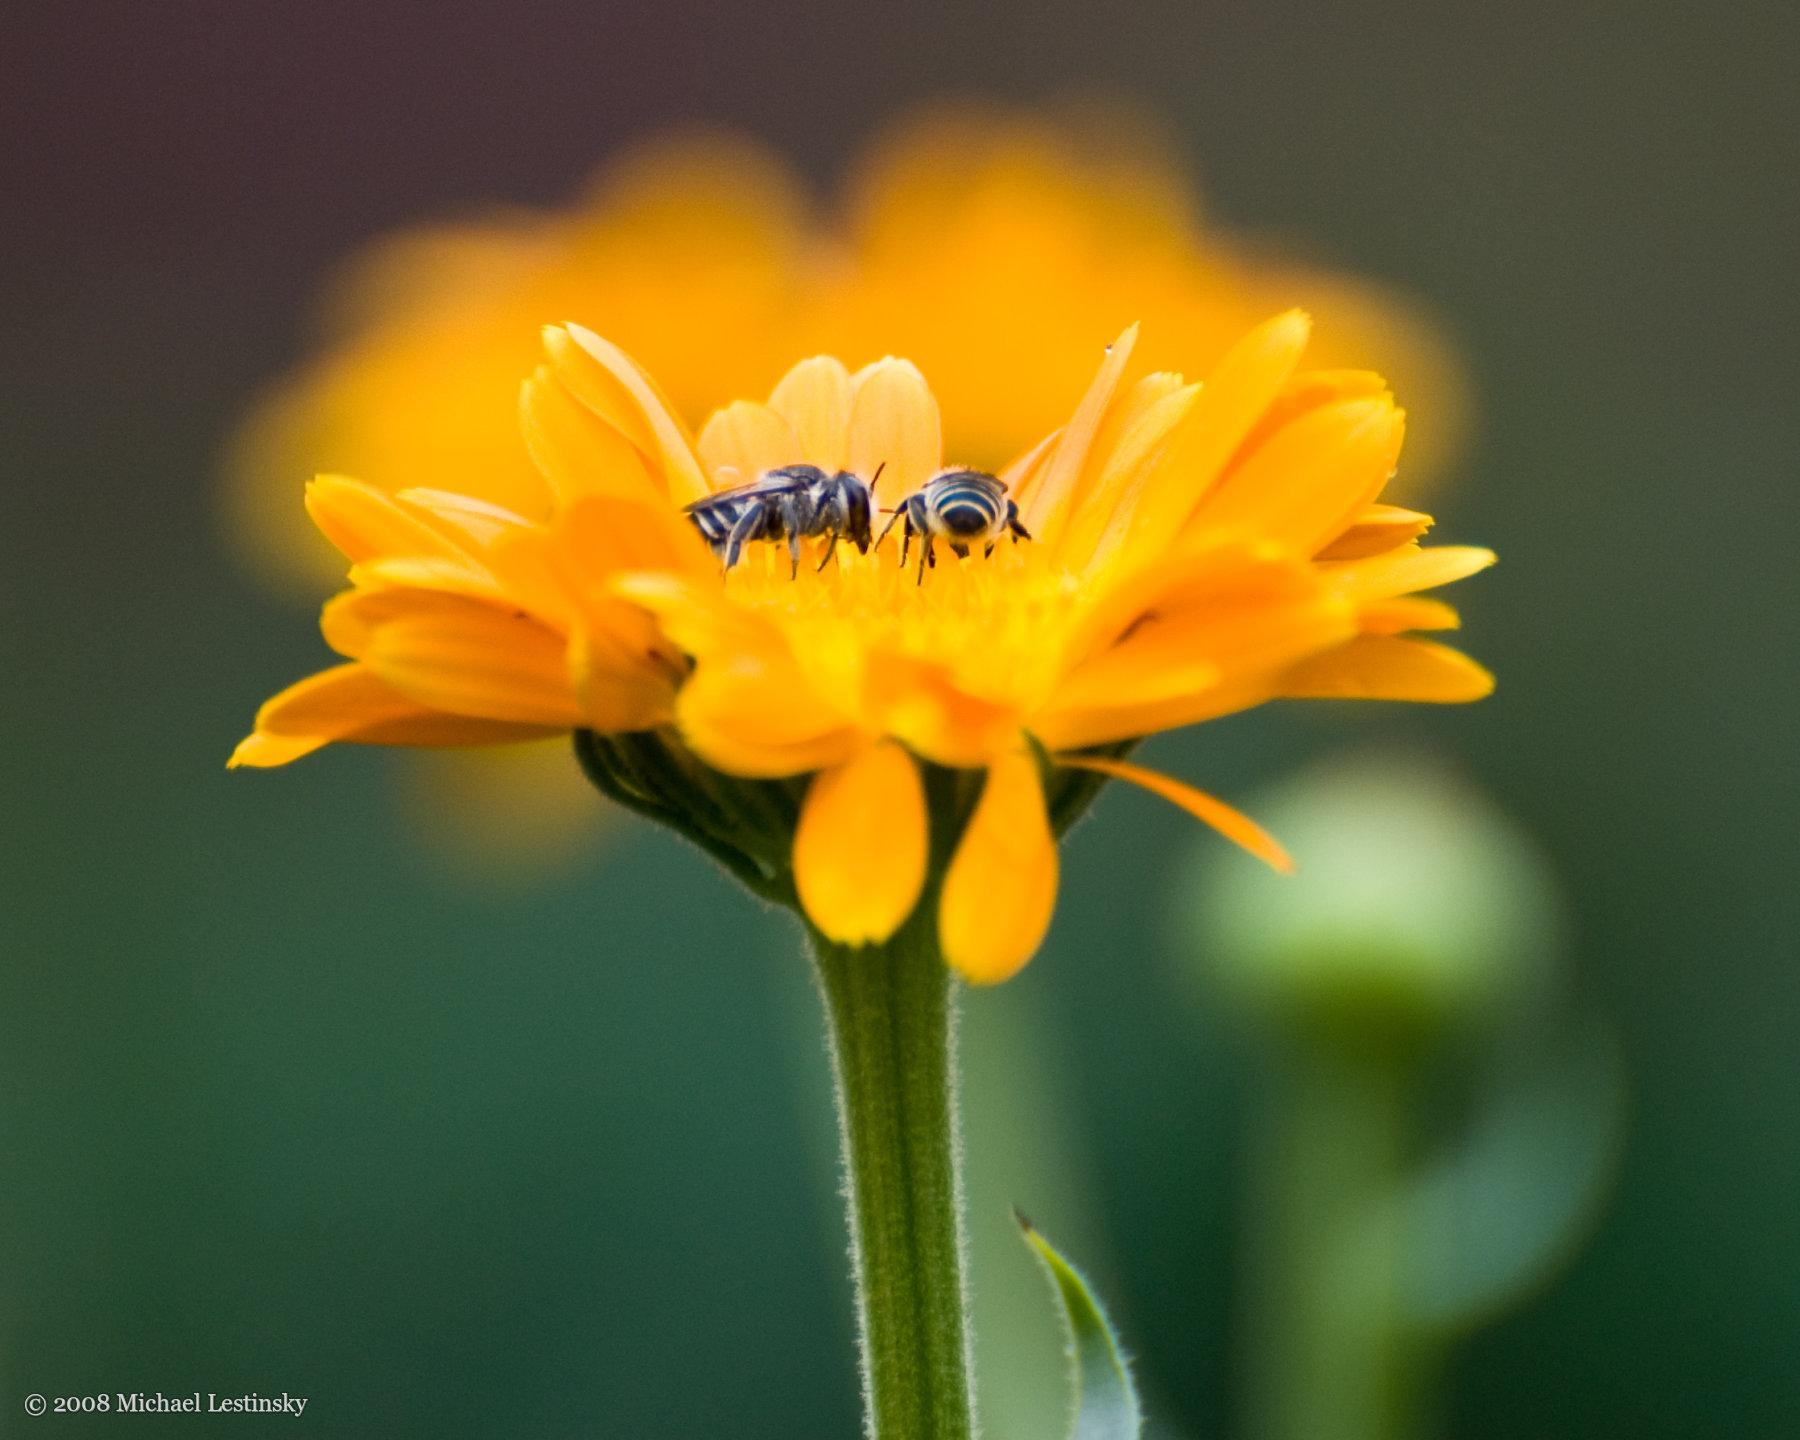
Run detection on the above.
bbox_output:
[876,468,1033,581]
[682,464,875,573]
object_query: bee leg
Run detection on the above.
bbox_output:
[816,531,839,571]
[916,534,934,585]
[776,494,808,578]
[1007,507,1033,543]
[724,506,763,571]
[983,541,995,559]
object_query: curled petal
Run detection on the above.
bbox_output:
[794,741,928,945]
[939,749,1058,985]
[1054,754,1292,872]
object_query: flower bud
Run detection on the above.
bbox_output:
[1176,749,1562,1053]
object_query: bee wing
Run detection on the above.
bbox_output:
[686,468,815,509]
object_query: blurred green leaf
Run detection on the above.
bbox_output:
[1017,1209,1142,1440]
[1400,1020,1627,1329]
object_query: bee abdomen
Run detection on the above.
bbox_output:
[924,469,1006,539]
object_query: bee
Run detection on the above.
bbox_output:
[876,468,1033,582]
[683,464,876,573]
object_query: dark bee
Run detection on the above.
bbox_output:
[875,468,1033,582]
[683,464,875,573]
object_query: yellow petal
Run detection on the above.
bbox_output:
[519,365,665,509]
[1053,755,1292,872]
[248,662,435,737]
[1017,324,1136,543]
[1319,543,1496,601]
[616,575,867,776]
[324,583,566,663]
[363,601,586,725]
[1101,310,1312,577]
[1183,395,1405,556]
[553,492,717,582]
[998,426,1064,512]
[541,325,662,459]
[347,555,508,606]
[1358,595,1460,634]
[569,622,679,732]
[696,401,802,489]
[767,356,853,472]
[861,651,1022,770]
[1314,503,1433,561]
[1059,539,1335,673]
[560,324,711,505]
[229,731,330,768]
[229,662,558,767]
[395,489,534,548]
[678,664,867,776]
[794,741,928,945]
[939,749,1058,985]
[1032,675,1276,753]
[1279,634,1495,701]
[1043,574,1353,723]
[1053,379,1202,574]
[305,476,474,565]
[1228,368,1389,472]
[846,358,942,508]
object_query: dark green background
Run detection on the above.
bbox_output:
[2,1,1795,1434]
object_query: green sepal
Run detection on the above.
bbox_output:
[1017,1210,1142,1440]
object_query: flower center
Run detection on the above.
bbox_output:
[722,537,1080,709]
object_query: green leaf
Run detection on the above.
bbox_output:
[1016,1210,1142,1440]
[1400,1018,1627,1328]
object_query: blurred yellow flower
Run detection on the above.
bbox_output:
[233,315,1492,982]
[223,105,1468,600]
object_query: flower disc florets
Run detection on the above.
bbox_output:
[234,314,1494,982]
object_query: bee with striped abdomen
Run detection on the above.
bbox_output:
[683,464,875,574]
[876,468,1033,582]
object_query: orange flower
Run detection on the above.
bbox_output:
[233,314,1492,983]
[223,107,1466,599]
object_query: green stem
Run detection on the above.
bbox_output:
[1244,1048,1424,1440]
[808,908,976,1440]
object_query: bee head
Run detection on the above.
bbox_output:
[831,469,875,549]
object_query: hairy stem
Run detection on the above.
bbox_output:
[809,909,976,1440]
